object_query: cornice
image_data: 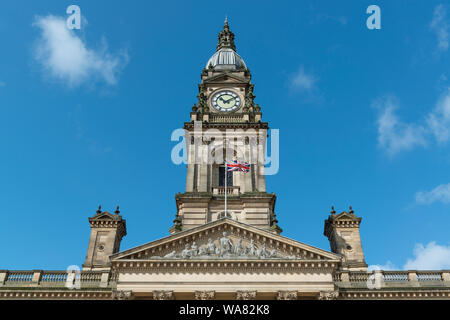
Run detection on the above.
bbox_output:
[112,259,340,273]
[0,290,112,300]
[340,289,450,299]
[183,122,269,130]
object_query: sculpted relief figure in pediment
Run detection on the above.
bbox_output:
[149,231,302,260]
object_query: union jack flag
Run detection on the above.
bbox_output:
[226,160,250,173]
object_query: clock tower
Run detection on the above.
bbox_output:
[170,20,281,234]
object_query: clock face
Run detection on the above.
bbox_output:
[211,90,241,112]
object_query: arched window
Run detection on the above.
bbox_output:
[218,164,233,187]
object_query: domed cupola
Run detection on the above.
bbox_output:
[205,19,247,71]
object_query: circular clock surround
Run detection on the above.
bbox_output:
[211,90,241,112]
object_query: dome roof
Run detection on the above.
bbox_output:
[205,48,247,71]
[205,19,247,71]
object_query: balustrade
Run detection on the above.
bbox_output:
[213,186,240,195]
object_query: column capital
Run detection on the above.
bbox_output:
[112,290,133,300]
[276,290,298,300]
[195,290,215,300]
[153,290,174,300]
[236,290,257,300]
[318,290,339,300]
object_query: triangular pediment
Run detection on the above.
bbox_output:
[90,211,117,221]
[203,73,249,84]
[333,211,361,222]
[111,218,341,262]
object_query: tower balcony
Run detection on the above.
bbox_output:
[212,186,240,195]
[209,113,247,123]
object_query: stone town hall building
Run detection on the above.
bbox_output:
[1,21,450,300]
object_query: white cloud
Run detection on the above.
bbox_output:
[427,91,450,144]
[291,66,317,91]
[33,15,128,86]
[415,183,450,205]
[369,242,450,271]
[375,97,427,156]
[368,261,397,271]
[404,242,450,270]
[430,4,449,52]
[375,92,450,155]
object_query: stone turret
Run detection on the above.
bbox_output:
[82,206,127,271]
[324,206,367,271]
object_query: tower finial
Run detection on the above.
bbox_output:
[331,205,336,215]
[96,205,102,214]
[115,205,120,215]
[217,18,235,51]
[349,205,354,214]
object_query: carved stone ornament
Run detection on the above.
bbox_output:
[276,291,298,300]
[112,290,133,300]
[149,232,303,260]
[318,290,339,300]
[153,290,174,300]
[195,290,215,300]
[236,290,257,300]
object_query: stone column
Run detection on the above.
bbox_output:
[236,290,257,300]
[195,290,215,300]
[153,290,174,300]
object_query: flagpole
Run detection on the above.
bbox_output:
[224,163,227,215]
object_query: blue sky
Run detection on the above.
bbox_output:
[1,0,450,270]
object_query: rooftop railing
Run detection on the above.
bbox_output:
[0,270,113,289]
[334,270,450,289]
